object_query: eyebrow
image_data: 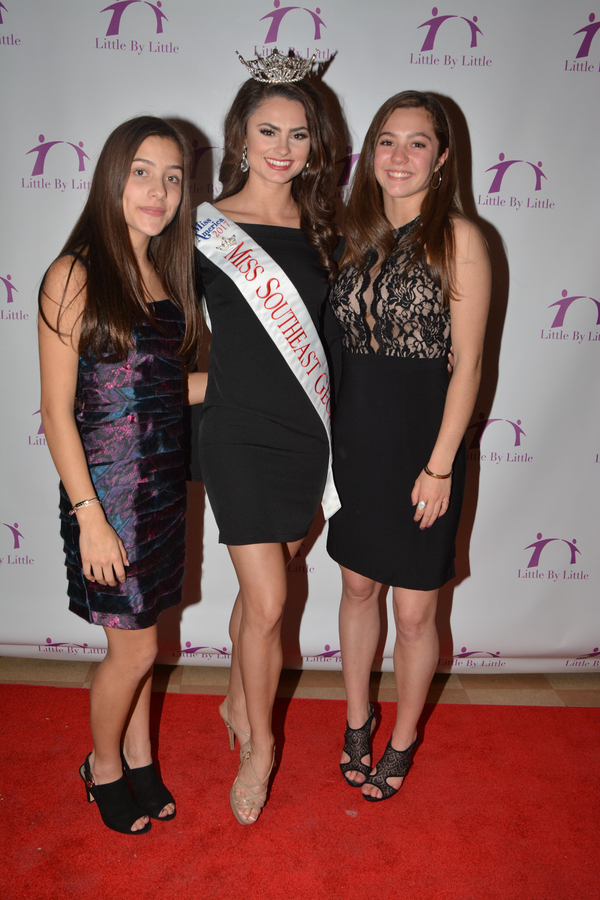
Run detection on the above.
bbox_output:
[132,156,183,170]
[379,131,432,140]
[256,121,309,132]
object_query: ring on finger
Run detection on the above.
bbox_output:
[417,500,427,511]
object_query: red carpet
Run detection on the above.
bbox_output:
[1,685,598,900]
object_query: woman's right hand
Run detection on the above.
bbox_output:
[76,505,129,585]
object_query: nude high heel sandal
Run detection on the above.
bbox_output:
[219,698,250,759]
[229,742,275,825]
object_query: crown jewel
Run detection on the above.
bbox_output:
[236,49,316,84]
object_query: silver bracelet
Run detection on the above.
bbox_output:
[69,497,100,516]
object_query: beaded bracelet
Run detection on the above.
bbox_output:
[424,464,453,480]
[69,497,100,516]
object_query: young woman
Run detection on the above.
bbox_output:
[39,117,203,834]
[194,64,339,824]
[328,92,490,800]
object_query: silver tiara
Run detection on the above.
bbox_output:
[236,49,317,84]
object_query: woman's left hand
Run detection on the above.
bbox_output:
[411,470,451,530]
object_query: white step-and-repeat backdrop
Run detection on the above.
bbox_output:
[1,1,598,673]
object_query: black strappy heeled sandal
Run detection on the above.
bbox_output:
[79,753,151,834]
[121,749,176,821]
[362,735,419,802]
[339,703,376,787]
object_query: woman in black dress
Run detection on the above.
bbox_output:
[195,59,339,823]
[327,92,490,800]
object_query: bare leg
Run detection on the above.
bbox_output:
[88,625,159,830]
[221,540,304,750]
[362,587,438,799]
[226,539,302,822]
[219,593,251,745]
[120,667,175,818]
[338,565,381,783]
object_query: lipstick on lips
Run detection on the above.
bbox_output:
[264,157,294,171]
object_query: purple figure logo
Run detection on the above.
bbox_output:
[1,274,18,304]
[485,153,547,193]
[182,641,231,657]
[101,0,167,37]
[45,637,90,649]
[0,2,7,26]
[466,412,526,448]
[310,644,341,659]
[548,289,600,329]
[524,533,581,568]
[33,410,45,435]
[452,646,502,659]
[576,647,600,659]
[418,7,482,51]
[336,146,361,187]
[303,5,326,39]
[3,522,24,549]
[26,135,89,177]
[66,141,90,173]
[574,13,600,58]
[260,1,326,43]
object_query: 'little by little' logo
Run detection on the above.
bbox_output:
[21,135,91,194]
[0,271,27,322]
[96,0,179,55]
[518,533,588,583]
[438,646,505,669]
[466,413,531,465]
[29,410,47,447]
[564,647,600,669]
[0,2,21,46]
[178,642,231,660]
[253,2,332,61]
[260,1,326,43]
[305,644,341,663]
[565,13,600,72]
[1,521,34,566]
[478,153,554,212]
[541,289,600,345]
[409,6,490,70]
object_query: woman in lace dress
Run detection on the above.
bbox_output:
[327,92,490,801]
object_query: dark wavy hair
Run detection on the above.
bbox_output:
[217,78,338,280]
[39,116,200,363]
[341,91,464,303]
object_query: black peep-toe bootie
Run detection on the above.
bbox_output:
[362,735,419,802]
[79,753,151,834]
[339,703,376,787]
[121,749,176,821]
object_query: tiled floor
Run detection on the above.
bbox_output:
[1,657,599,706]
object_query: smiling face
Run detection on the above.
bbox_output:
[244,96,311,186]
[373,106,448,225]
[122,135,183,253]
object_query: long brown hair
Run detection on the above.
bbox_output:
[217,79,338,280]
[342,91,464,303]
[39,116,200,362]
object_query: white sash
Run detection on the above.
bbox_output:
[195,202,340,519]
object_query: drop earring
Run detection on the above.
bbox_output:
[240,147,249,173]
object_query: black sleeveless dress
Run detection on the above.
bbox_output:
[326,220,466,590]
[195,225,334,545]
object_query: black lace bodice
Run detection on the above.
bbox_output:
[330,219,450,358]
